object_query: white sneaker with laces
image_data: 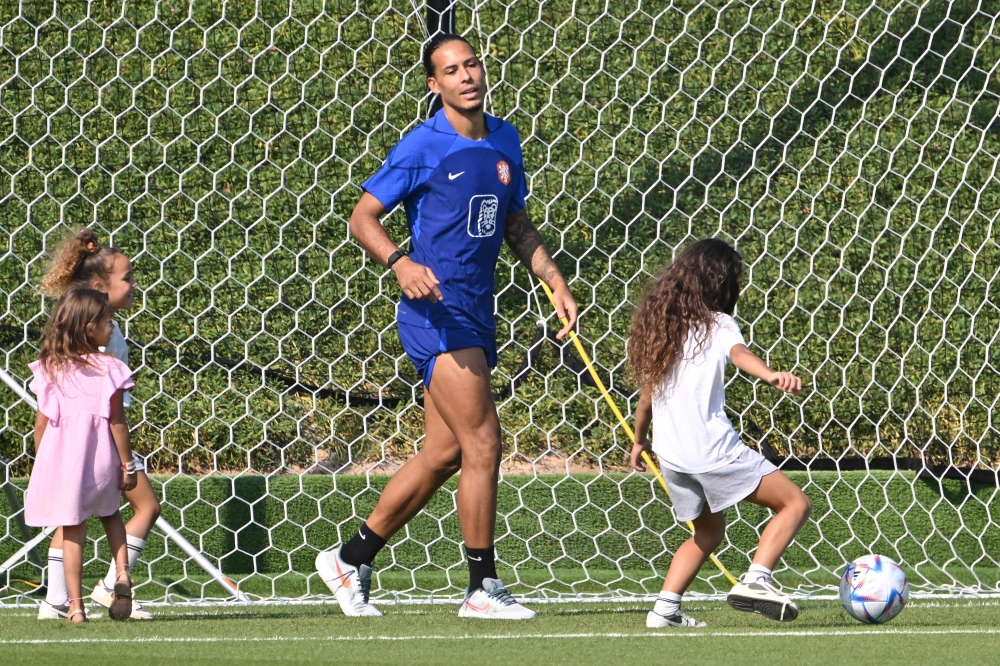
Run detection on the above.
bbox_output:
[37,600,69,620]
[646,609,707,628]
[315,547,382,617]
[457,578,536,620]
[91,581,153,620]
[727,574,798,622]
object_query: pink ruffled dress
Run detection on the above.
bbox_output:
[24,354,135,527]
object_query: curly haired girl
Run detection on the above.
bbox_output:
[629,238,812,628]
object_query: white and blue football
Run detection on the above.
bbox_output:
[839,554,909,624]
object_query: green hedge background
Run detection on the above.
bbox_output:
[3,0,1000,477]
[3,471,999,599]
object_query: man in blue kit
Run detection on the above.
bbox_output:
[316,33,578,619]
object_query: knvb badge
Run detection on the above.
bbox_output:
[497,160,511,185]
[468,194,499,237]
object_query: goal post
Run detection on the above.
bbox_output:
[2,0,1000,604]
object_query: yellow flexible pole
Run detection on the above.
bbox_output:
[538,280,738,586]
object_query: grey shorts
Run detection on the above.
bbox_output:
[661,448,777,521]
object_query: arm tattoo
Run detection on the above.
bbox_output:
[504,209,563,285]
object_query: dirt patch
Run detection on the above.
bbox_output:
[307,451,631,476]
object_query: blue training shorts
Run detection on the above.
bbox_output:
[397,322,498,387]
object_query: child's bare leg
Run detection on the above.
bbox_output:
[101,473,160,589]
[122,472,160,539]
[649,506,723,628]
[100,511,135,621]
[726,471,811,623]
[662,506,726,595]
[744,472,811,570]
[61,523,87,623]
[99,511,130,579]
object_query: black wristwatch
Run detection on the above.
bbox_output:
[386,249,408,270]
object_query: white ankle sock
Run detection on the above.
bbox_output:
[103,535,146,588]
[653,591,682,617]
[746,563,773,583]
[45,548,68,606]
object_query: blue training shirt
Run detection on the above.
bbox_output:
[363,109,528,333]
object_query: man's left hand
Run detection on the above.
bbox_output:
[551,283,579,339]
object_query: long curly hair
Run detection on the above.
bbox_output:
[628,238,744,389]
[39,228,124,298]
[38,288,112,379]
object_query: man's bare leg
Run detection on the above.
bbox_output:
[315,382,464,616]
[345,347,501,582]
[317,347,534,617]
[423,348,501,551]
[425,348,535,618]
[365,389,462,538]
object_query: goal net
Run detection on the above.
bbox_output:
[2,0,999,604]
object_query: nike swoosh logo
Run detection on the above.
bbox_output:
[469,556,482,561]
[359,533,366,539]
[331,558,354,585]
[448,171,465,180]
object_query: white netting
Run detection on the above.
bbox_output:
[2,0,1000,604]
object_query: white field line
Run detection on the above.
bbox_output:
[4,629,1000,645]
[6,592,1000,612]
[3,598,1000,619]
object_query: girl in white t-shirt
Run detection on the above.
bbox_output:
[35,228,159,621]
[629,238,811,628]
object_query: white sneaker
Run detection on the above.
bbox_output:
[38,600,69,620]
[315,547,382,617]
[646,608,707,628]
[91,581,153,620]
[727,575,798,622]
[457,578,536,620]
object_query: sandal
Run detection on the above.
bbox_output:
[108,563,133,621]
[67,598,87,624]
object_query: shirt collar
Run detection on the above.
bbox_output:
[432,108,501,136]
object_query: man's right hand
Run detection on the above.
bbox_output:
[393,257,444,303]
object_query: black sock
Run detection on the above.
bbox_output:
[339,523,387,568]
[465,545,497,592]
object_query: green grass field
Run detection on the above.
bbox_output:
[5,470,1000,601]
[1,599,999,665]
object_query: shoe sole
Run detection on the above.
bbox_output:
[727,594,798,622]
[92,587,152,619]
[108,580,132,621]
[646,611,705,628]
[458,606,537,620]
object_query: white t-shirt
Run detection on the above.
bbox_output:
[100,321,131,409]
[650,312,747,474]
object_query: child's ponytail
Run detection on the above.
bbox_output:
[39,228,120,298]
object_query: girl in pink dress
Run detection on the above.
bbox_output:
[25,288,138,623]
[36,227,160,622]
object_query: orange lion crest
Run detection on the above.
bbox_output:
[497,160,511,185]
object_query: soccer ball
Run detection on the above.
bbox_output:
[839,554,909,624]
